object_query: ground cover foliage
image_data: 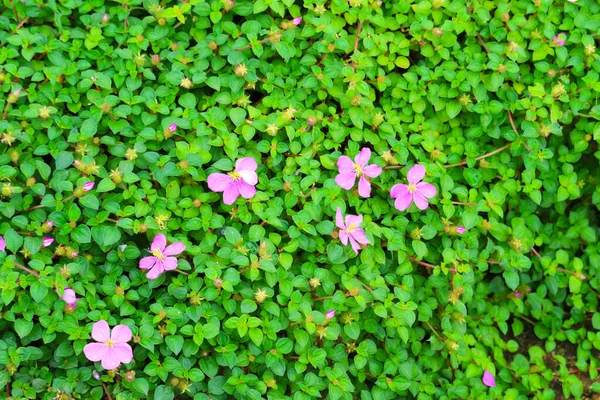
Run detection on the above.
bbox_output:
[0,0,600,398]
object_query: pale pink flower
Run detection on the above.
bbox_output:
[457,226,466,234]
[47,220,54,228]
[326,310,335,319]
[335,208,369,254]
[482,370,496,387]
[0,236,5,251]
[335,148,382,198]
[93,371,101,380]
[390,164,437,211]
[102,13,109,23]
[139,234,185,279]
[552,34,566,47]
[168,123,177,132]
[292,17,302,25]
[207,157,258,205]
[61,288,78,306]
[83,182,95,192]
[567,0,577,2]
[83,320,133,370]
[43,238,54,247]
[514,292,523,298]
[72,251,78,257]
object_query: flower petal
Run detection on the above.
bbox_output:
[110,325,132,343]
[163,242,185,256]
[394,192,414,212]
[335,173,356,190]
[0,236,5,251]
[145,262,165,280]
[348,237,360,254]
[91,320,111,343]
[101,349,121,370]
[362,164,382,178]
[151,234,166,252]
[236,157,258,172]
[416,182,437,199]
[112,343,133,364]
[345,214,363,228]
[339,230,349,246]
[335,208,345,230]
[61,288,77,304]
[413,191,430,210]
[207,173,231,193]
[237,181,257,199]
[389,183,408,199]
[354,148,371,167]
[162,256,178,271]
[337,156,354,174]
[357,176,371,198]
[351,229,369,245]
[483,370,496,387]
[139,256,157,270]
[238,170,258,185]
[407,164,426,185]
[222,184,240,205]
[84,343,108,362]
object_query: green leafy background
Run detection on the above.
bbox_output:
[1,0,600,399]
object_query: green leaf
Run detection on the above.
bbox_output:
[179,93,197,109]
[165,335,184,355]
[55,151,74,170]
[14,319,34,338]
[72,225,92,243]
[132,378,150,395]
[30,281,48,303]
[91,225,121,248]
[80,194,99,210]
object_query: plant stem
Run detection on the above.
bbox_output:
[445,143,511,168]
[424,321,443,340]
[383,165,402,170]
[14,262,41,278]
[8,0,20,23]
[476,32,490,54]
[175,268,189,276]
[354,21,364,53]
[101,382,113,400]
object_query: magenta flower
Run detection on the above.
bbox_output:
[207,157,258,205]
[552,34,566,47]
[514,292,523,298]
[83,182,95,192]
[168,123,177,132]
[325,310,335,319]
[457,226,466,234]
[83,320,133,370]
[43,237,54,247]
[335,148,382,198]
[139,234,186,279]
[60,288,78,306]
[390,164,437,211]
[482,370,496,387]
[292,17,302,25]
[0,236,5,251]
[335,208,369,254]
[47,220,54,228]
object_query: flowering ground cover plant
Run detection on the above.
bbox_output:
[1,0,600,399]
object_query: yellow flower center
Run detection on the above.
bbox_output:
[353,164,363,177]
[229,171,241,181]
[408,184,417,193]
[346,224,356,234]
[152,248,164,260]
[106,339,115,347]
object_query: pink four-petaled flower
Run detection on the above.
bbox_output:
[207,157,258,205]
[390,164,437,211]
[83,320,133,370]
[139,234,186,279]
[335,208,369,254]
[335,148,382,198]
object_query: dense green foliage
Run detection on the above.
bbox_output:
[1,0,600,399]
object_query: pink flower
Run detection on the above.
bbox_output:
[567,0,577,2]
[102,13,109,23]
[390,164,437,211]
[47,220,54,228]
[457,226,466,234]
[552,34,566,47]
[482,370,496,387]
[83,320,133,370]
[43,238,54,247]
[335,208,369,254]
[335,148,382,198]
[83,182,95,192]
[514,292,523,298]
[168,123,177,132]
[326,310,335,319]
[292,17,302,25]
[139,234,186,279]
[60,288,78,306]
[207,157,258,205]
[0,236,5,251]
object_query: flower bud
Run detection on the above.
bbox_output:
[234,63,248,77]
[102,13,109,24]
[83,182,95,192]
[151,55,160,66]
[325,310,335,319]
[309,277,321,288]
[124,371,135,382]
[26,177,36,187]
[42,220,54,233]
[214,278,223,289]
[93,371,102,380]
[43,238,54,247]
[180,78,193,89]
